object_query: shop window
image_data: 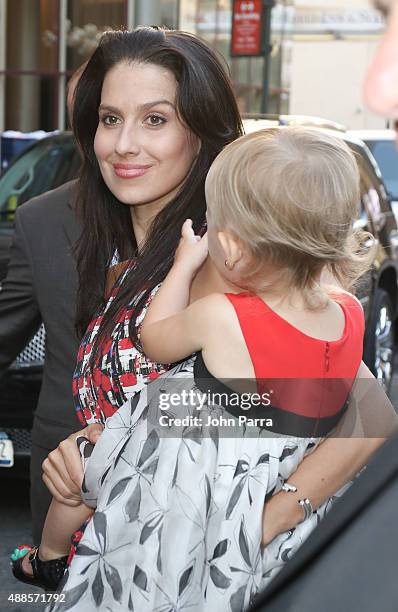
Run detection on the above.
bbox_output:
[5,75,58,131]
[6,0,59,71]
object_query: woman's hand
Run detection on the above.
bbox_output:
[261,491,303,547]
[42,423,104,507]
[174,219,208,276]
[261,433,389,548]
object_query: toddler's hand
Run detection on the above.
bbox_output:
[174,219,208,274]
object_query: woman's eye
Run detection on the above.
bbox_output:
[145,114,166,127]
[102,115,120,126]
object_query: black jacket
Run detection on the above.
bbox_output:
[0,180,81,446]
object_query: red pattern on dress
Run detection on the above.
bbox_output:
[72,267,168,426]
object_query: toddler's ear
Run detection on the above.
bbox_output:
[217,230,243,268]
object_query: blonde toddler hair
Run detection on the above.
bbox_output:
[205,126,375,306]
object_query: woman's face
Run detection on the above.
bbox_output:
[94,61,200,210]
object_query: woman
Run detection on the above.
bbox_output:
[38,27,393,606]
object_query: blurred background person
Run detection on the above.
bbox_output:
[0,65,86,545]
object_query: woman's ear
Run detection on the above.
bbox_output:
[217,230,243,269]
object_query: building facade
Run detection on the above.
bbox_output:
[289,0,387,128]
[0,0,388,132]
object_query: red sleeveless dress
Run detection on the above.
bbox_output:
[195,291,365,436]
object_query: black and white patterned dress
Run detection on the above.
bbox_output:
[53,292,364,611]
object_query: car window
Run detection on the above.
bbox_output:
[0,136,80,225]
[347,141,394,229]
[345,142,374,232]
[366,140,398,201]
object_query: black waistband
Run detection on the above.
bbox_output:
[193,352,349,437]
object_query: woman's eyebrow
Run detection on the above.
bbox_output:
[98,101,175,114]
[137,100,175,112]
[98,104,120,114]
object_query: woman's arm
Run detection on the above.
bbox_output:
[140,219,209,363]
[261,437,384,546]
[262,361,398,546]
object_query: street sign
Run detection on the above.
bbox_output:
[231,0,264,57]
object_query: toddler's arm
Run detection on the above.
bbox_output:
[39,499,93,561]
[141,219,211,363]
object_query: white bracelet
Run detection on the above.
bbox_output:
[281,483,314,522]
[281,482,298,493]
[298,498,313,522]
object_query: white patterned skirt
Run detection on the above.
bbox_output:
[52,357,347,612]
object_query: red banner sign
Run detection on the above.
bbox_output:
[231,0,264,57]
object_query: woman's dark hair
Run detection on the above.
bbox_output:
[73,27,243,356]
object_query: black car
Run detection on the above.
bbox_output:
[1,124,398,475]
[347,135,398,392]
[349,130,398,223]
[0,133,80,474]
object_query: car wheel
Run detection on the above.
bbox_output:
[363,289,395,394]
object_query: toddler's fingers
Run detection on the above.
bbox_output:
[193,231,207,244]
[194,232,208,248]
[181,218,194,238]
[200,232,208,247]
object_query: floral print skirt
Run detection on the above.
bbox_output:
[51,358,346,612]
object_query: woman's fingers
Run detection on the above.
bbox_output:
[84,423,104,444]
[41,424,103,502]
[41,428,91,503]
[41,472,81,507]
[58,436,85,487]
[42,444,80,495]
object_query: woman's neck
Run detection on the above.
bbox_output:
[129,203,164,248]
[129,187,181,248]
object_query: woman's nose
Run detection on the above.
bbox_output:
[114,123,141,157]
[363,5,398,118]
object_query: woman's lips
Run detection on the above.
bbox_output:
[113,164,151,179]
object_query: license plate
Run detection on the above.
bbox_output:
[0,432,14,467]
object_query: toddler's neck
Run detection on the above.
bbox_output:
[189,258,239,304]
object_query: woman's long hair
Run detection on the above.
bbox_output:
[73,27,243,355]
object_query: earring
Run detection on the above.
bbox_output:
[225,260,232,270]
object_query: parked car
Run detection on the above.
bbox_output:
[0,133,80,475]
[1,121,398,475]
[0,132,81,277]
[349,130,398,224]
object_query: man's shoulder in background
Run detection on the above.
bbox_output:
[15,179,78,225]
